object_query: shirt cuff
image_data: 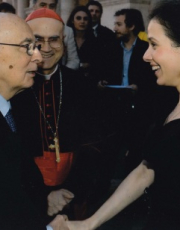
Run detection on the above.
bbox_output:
[46,225,53,230]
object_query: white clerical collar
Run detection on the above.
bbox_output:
[0,94,11,117]
[37,65,59,80]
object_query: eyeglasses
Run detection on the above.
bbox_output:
[76,16,89,21]
[0,42,41,56]
[35,37,63,49]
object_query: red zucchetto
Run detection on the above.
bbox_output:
[25,8,64,24]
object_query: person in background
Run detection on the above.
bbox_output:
[67,6,96,77]
[0,2,16,13]
[66,5,98,110]
[0,12,68,230]
[66,0,180,229]
[33,0,80,70]
[86,0,115,42]
[33,0,57,10]
[99,8,151,88]
[97,9,157,171]
[86,0,116,82]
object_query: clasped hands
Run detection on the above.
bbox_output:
[47,189,90,230]
[49,216,88,230]
[47,189,74,216]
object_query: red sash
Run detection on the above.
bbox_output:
[34,151,73,186]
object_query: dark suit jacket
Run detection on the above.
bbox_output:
[93,24,117,82]
[102,37,158,124]
[0,113,47,229]
[105,37,154,85]
[95,24,116,45]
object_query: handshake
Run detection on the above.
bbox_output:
[47,189,89,230]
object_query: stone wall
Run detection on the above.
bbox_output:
[1,0,156,30]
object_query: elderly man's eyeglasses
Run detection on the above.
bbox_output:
[0,42,41,56]
[35,37,63,49]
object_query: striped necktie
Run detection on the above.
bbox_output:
[5,109,16,132]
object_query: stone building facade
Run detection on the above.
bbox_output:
[1,0,157,31]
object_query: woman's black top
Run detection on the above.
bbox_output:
[143,119,180,229]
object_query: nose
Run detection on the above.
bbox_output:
[41,41,52,52]
[143,45,151,62]
[32,48,42,63]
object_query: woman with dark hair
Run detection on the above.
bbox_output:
[67,5,97,79]
[65,1,180,229]
[67,5,99,119]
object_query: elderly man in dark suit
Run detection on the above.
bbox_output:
[0,12,68,230]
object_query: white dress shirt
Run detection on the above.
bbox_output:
[0,94,11,117]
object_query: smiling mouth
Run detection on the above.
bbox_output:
[42,54,53,59]
[152,66,160,72]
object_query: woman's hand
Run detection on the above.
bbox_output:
[67,220,90,230]
[49,215,70,230]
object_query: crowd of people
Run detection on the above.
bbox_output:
[0,0,180,230]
